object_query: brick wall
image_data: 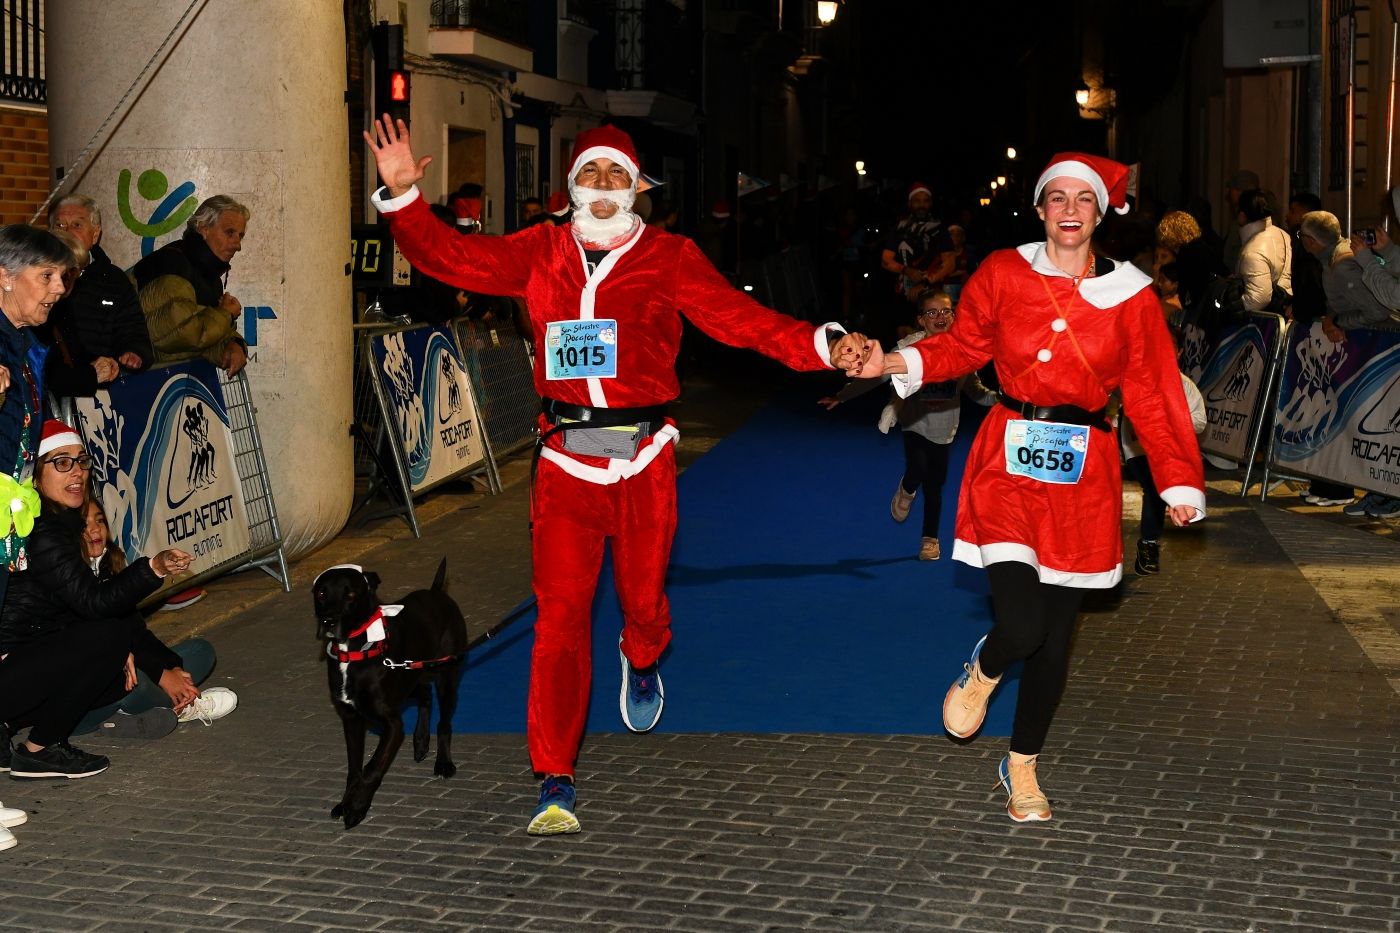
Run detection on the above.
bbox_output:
[0,106,51,225]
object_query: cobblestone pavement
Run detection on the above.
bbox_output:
[4,369,1399,932]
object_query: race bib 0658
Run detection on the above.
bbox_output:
[1004,419,1089,484]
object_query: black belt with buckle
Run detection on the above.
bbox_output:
[999,393,1110,432]
[541,398,668,434]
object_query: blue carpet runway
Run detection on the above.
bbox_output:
[444,389,1017,737]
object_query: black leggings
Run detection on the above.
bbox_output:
[0,624,129,747]
[976,562,1084,756]
[900,432,951,538]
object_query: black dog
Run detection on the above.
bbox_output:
[314,559,467,829]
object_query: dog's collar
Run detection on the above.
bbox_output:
[331,605,403,663]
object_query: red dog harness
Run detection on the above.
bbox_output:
[329,605,458,669]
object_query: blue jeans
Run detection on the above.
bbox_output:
[73,638,217,736]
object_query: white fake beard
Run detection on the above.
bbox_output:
[570,184,639,245]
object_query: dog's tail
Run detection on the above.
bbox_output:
[431,557,448,593]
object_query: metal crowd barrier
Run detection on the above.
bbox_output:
[1260,319,1400,502]
[71,361,290,596]
[453,313,539,459]
[736,244,824,323]
[350,316,514,536]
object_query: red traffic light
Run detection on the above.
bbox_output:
[389,70,410,103]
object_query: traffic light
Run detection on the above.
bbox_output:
[371,22,409,122]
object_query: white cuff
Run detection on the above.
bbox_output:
[814,322,846,368]
[889,346,925,399]
[370,185,422,213]
[1160,485,1207,522]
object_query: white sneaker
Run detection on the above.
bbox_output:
[0,826,14,851]
[0,803,26,828]
[176,687,239,725]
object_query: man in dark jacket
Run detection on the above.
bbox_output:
[48,195,154,382]
[132,195,249,375]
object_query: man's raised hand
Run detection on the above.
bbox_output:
[363,114,433,197]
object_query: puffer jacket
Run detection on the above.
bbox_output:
[0,506,179,681]
[132,228,246,368]
[1237,217,1292,313]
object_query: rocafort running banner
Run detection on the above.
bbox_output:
[368,325,487,493]
[75,359,252,571]
[1193,312,1284,461]
[1272,321,1400,495]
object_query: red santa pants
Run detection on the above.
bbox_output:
[527,444,678,775]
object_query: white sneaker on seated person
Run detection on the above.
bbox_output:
[176,687,239,726]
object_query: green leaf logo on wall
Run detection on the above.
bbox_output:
[117,168,199,257]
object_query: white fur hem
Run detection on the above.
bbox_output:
[538,424,680,485]
[814,322,845,368]
[1159,485,1207,522]
[952,539,1123,589]
[890,346,925,398]
[371,185,421,213]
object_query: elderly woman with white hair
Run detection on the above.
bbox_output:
[131,194,250,376]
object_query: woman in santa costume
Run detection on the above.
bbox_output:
[364,116,865,835]
[847,153,1206,822]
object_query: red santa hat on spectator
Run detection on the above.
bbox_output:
[710,200,731,219]
[37,419,81,459]
[568,125,640,184]
[1033,152,1131,215]
[450,196,482,227]
[908,181,932,202]
[546,191,570,216]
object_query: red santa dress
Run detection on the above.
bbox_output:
[374,187,838,773]
[890,243,1206,587]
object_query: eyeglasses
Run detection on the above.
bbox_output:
[920,308,954,317]
[43,454,93,473]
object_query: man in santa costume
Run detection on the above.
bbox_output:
[365,117,866,834]
[847,152,1206,823]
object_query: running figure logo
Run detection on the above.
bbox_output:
[182,403,218,489]
[1278,321,1348,445]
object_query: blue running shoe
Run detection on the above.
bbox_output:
[527,776,580,835]
[619,641,665,733]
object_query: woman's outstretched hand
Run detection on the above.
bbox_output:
[363,114,433,197]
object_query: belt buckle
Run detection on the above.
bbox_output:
[1020,400,1036,419]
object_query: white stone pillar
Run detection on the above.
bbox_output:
[46,0,352,558]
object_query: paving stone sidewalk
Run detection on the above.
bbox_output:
[3,371,1398,932]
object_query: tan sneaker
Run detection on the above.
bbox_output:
[997,754,1051,822]
[890,482,916,522]
[942,636,1000,738]
[918,537,941,560]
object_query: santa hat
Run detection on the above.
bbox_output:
[1033,152,1131,215]
[908,181,932,201]
[568,125,640,184]
[38,419,81,459]
[546,191,570,216]
[710,200,731,219]
[450,196,482,227]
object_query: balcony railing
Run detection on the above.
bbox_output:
[1,0,45,104]
[614,0,698,99]
[430,0,529,48]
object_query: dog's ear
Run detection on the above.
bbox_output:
[363,571,381,593]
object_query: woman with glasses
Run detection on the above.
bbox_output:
[821,290,995,560]
[844,154,1205,821]
[0,421,206,781]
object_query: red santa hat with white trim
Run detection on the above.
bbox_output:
[1033,152,1132,215]
[37,419,81,458]
[908,181,932,202]
[568,125,640,184]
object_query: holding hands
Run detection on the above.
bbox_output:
[152,548,193,577]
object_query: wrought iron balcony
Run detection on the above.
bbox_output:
[1,0,45,104]
[430,0,530,47]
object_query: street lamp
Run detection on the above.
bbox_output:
[1075,87,1091,107]
[996,175,1006,186]
[1006,147,1017,160]
[855,159,866,176]
[990,180,999,190]
[816,1,838,26]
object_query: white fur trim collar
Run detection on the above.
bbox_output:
[1016,242,1152,309]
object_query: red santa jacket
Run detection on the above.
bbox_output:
[890,244,1206,587]
[374,188,836,483]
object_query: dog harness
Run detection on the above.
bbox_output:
[328,604,458,669]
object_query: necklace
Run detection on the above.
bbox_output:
[1070,250,1095,284]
